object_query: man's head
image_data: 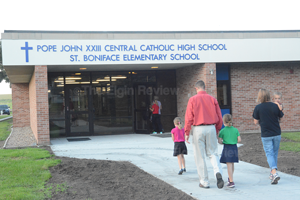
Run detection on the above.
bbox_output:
[154,96,159,100]
[195,80,205,92]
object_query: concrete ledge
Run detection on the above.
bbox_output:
[0,116,13,122]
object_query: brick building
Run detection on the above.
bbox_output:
[1,30,300,145]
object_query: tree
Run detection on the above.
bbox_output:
[0,41,10,84]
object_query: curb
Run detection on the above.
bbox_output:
[3,126,13,149]
[0,116,13,122]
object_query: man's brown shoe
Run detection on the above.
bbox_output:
[199,183,210,189]
[216,172,224,189]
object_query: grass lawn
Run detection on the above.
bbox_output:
[281,132,300,153]
[0,118,62,199]
[0,148,61,200]
[0,118,12,141]
[281,132,300,142]
[0,114,12,120]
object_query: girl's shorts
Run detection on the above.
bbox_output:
[173,142,187,156]
[220,144,239,163]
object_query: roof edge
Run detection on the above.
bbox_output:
[4,30,300,34]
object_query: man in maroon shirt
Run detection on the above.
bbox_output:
[185,80,224,189]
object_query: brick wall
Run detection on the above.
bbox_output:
[28,66,50,145]
[176,63,217,121]
[35,66,50,145]
[231,62,300,133]
[11,84,30,127]
[29,71,37,139]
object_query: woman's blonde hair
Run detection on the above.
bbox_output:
[173,117,183,130]
[256,89,271,103]
[223,114,233,127]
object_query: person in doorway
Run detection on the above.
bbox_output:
[69,98,78,126]
[150,99,162,134]
[218,114,241,188]
[185,80,224,189]
[153,96,164,133]
[253,89,284,184]
[171,117,187,175]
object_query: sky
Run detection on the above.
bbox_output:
[0,0,300,94]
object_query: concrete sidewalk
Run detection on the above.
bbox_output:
[50,134,300,200]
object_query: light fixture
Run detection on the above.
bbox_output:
[111,76,127,79]
[80,68,87,70]
[65,82,77,84]
[96,79,110,82]
[48,90,51,93]
[75,73,81,75]
[210,69,214,74]
[151,66,158,69]
[65,77,82,80]
[80,81,99,84]
[54,80,64,82]
[96,78,116,81]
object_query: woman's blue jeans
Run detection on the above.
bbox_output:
[261,135,281,170]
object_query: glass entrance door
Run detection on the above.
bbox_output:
[134,84,154,133]
[65,85,92,136]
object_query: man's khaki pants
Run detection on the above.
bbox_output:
[192,125,223,187]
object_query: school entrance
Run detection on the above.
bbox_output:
[48,70,177,137]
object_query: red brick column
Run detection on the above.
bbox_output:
[29,71,37,140]
[203,63,217,98]
[11,83,30,127]
[176,63,217,121]
[29,65,50,145]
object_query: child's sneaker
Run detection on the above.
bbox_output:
[269,172,273,180]
[178,169,184,175]
[152,132,157,134]
[227,182,235,188]
[159,132,163,134]
[271,173,280,184]
[183,168,186,172]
